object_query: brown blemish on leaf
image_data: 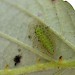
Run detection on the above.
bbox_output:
[58,56,63,69]
[59,56,63,64]
[52,0,58,1]
[52,0,55,1]
[52,0,57,3]
[4,64,9,69]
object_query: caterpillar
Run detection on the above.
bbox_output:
[35,25,54,55]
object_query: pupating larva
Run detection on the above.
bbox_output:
[35,25,54,55]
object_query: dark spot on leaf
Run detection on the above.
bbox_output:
[52,0,55,1]
[28,35,31,39]
[18,49,21,52]
[38,39,40,42]
[14,55,22,66]
[52,0,56,3]
[59,56,63,61]
[45,26,48,29]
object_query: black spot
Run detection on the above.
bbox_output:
[28,35,31,39]
[14,55,22,66]
[38,39,40,42]
[59,56,62,60]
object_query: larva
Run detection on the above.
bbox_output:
[35,25,54,55]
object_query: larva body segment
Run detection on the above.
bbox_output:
[35,25,54,55]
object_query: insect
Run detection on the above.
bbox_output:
[35,25,54,55]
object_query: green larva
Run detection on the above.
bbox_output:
[35,25,54,55]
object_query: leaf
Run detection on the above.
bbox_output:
[0,0,54,69]
[0,0,75,75]
[2,0,75,59]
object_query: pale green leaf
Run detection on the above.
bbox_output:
[0,0,75,75]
